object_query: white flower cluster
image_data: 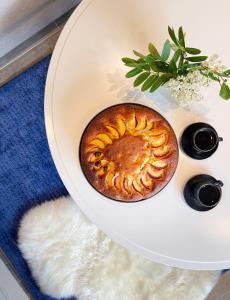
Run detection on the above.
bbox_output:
[202,54,226,73]
[166,70,210,103]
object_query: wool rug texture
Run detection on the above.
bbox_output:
[18,196,220,300]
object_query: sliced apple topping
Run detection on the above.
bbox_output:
[145,119,154,131]
[140,157,151,171]
[149,128,167,137]
[97,168,105,176]
[96,164,110,176]
[127,114,137,130]
[89,151,103,163]
[123,175,133,194]
[147,166,164,179]
[108,161,115,171]
[132,177,143,194]
[116,118,126,136]
[148,158,167,169]
[140,172,152,189]
[105,125,119,139]
[90,139,105,149]
[153,145,169,157]
[114,174,124,191]
[96,133,112,145]
[106,172,115,188]
[135,117,147,131]
[88,147,99,152]
[150,133,167,148]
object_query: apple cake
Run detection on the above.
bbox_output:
[80,103,178,202]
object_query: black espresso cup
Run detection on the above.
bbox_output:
[184,174,224,211]
[180,122,223,159]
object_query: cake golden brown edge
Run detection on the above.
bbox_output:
[80,103,179,202]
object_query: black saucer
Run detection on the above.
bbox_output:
[180,123,219,160]
[183,174,220,211]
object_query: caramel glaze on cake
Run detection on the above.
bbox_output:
[80,104,179,202]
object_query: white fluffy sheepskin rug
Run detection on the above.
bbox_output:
[18,196,220,300]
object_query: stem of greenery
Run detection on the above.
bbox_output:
[121,26,230,100]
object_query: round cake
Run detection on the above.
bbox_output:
[80,104,178,202]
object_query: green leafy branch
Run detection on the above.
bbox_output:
[121,26,230,100]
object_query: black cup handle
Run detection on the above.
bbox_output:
[214,180,224,188]
[219,137,223,142]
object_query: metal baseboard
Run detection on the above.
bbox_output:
[0,248,34,300]
[0,6,78,87]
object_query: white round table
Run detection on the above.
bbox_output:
[45,0,230,269]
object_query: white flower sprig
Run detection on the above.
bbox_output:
[122,26,230,102]
[166,70,210,103]
[202,54,226,73]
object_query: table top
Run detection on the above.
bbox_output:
[45,0,230,269]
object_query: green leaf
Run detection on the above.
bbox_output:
[208,72,219,81]
[186,56,208,62]
[171,49,181,63]
[186,63,201,68]
[169,59,177,74]
[178,26,185,47]
[122,57,147,68]
[156,60,168,70]
[145,55,159,71]
[145,54,155,64]
[122,57,136,64]
[179,54,184,67]
[133,50,145,58]
[185,47,201,55]
[161,40,171,61]
[143,64,151,71]
[141,75,157,91]
[223,69,230,76]
[160,74,171,83]
[124,62,146,68]
[145,55,159,72]
[150,63,159,72]
[149,75,159,92]
[149,75,169,93]
[148,43,161,59]
[179,63,189,75]
[168,26,179,45]
[133,72,150,87]
[137,58,145,63]
[126,68,143,78]
[179,63,201,74]
[219,82,230,100]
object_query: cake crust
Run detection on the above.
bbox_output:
[80,103,178,202]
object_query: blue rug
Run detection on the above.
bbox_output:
[0,56,75,300]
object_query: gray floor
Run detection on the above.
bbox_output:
[0,0,78,58]
[207,272,230,300]
[0,259,29,300]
